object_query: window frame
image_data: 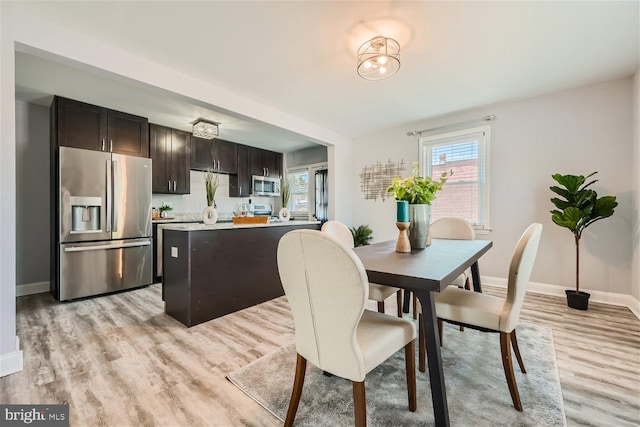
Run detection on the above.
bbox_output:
[286,162,328,220]
[419,125,491,233]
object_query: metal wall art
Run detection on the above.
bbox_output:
[359,159,406,202]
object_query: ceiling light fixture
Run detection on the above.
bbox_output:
[357,36,400,81]
[192,119,219,139]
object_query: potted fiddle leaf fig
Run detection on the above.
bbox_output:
[387,165,452,248]
[550,172,618,310]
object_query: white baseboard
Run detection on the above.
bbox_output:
[16,281,50,297]
[482,275,640,320]
[0,336,23,377]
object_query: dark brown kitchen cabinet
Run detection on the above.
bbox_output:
[229,144,251,197]
[191,136,237,174]
[250,147,281,178]
[53,96,149,157]
[150,124,190,194]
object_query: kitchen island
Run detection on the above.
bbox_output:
[162,220,320,327]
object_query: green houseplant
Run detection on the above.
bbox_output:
[158,203,173,218]
[387,166,452,248]
[351,225,373,247]
[550,172,618,310]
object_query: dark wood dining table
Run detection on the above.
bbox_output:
[353,238,493,427]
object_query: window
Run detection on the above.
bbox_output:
[420,126,490,231]
[288,169,309,217]
[286,163,328,220]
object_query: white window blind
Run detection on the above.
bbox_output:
[420,126,490,230]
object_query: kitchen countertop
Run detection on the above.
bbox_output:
[159,220,320,232]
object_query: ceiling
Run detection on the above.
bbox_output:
[12,1,639,152]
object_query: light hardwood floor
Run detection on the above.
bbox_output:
[1,284,638,426]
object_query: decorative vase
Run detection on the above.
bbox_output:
[202,206,218,225]
[408,204,431,249]
[279,207,291,222]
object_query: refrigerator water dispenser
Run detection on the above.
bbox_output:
[70,196,102,233]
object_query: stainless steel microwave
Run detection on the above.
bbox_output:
[252,175,280,197]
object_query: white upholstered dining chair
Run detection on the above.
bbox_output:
[412,217,476,320]
[321,221,402,317]
[277,230,417,427]
[435,223,543,411]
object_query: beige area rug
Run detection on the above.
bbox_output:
[228,322,566,426]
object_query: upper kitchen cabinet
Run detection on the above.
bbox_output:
[53,96,149,158]
[250,147,281,178]
[191,137,237,174]
[229,144,251,197]
[150,124,190,194]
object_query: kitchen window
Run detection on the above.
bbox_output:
[419,126,490,232]
[286,163,328,220]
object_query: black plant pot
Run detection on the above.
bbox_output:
[565,290,590,310]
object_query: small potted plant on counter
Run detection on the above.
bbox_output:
[158,203,173,219]
[279,178,292,221]
[203,168,220,224]
[550,171,618,310]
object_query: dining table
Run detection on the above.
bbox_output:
[353,238,493,427]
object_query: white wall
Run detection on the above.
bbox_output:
[15,100,49,286]
[352,77,634,296]
[632,68,640,302]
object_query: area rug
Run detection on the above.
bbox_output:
[227,322,566,426]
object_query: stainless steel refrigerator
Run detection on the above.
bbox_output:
[56,146,152,301]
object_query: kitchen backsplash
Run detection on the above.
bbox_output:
[152,171,279,218]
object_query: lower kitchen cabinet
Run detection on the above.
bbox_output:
[162,222,320,327]
[150,124,190,194]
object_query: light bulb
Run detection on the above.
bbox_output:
[363,60,372,69]
[380,66,387,74]
[378,55,388,65]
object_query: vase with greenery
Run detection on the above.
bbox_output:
[279,178,292,221]
[550,171,618,310]
[351,225,373,247]
[387,166,452,248]
[203,168,220,224]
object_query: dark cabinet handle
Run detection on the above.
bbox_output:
[109,140,113,152]
[168,181,171,192]
[101,139,105,151]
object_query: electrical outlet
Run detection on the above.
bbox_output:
[171,247,178,258]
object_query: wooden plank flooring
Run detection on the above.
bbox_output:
[1,284,638,426]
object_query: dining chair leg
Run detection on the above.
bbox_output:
[404,340,417,412]
[437,318,443,346]
[412,294,418,319]
[511,329,526,374]
[396,290,403,318]
[418,313,425,372]
[377,301,385,313]
[459,277,471,331]
[352,381,367,427]
[500,332,523,412]
[285,353,307,427]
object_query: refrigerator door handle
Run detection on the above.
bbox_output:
[106,159,112,232]
[112,160,119,232]
[64,241,151,253]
